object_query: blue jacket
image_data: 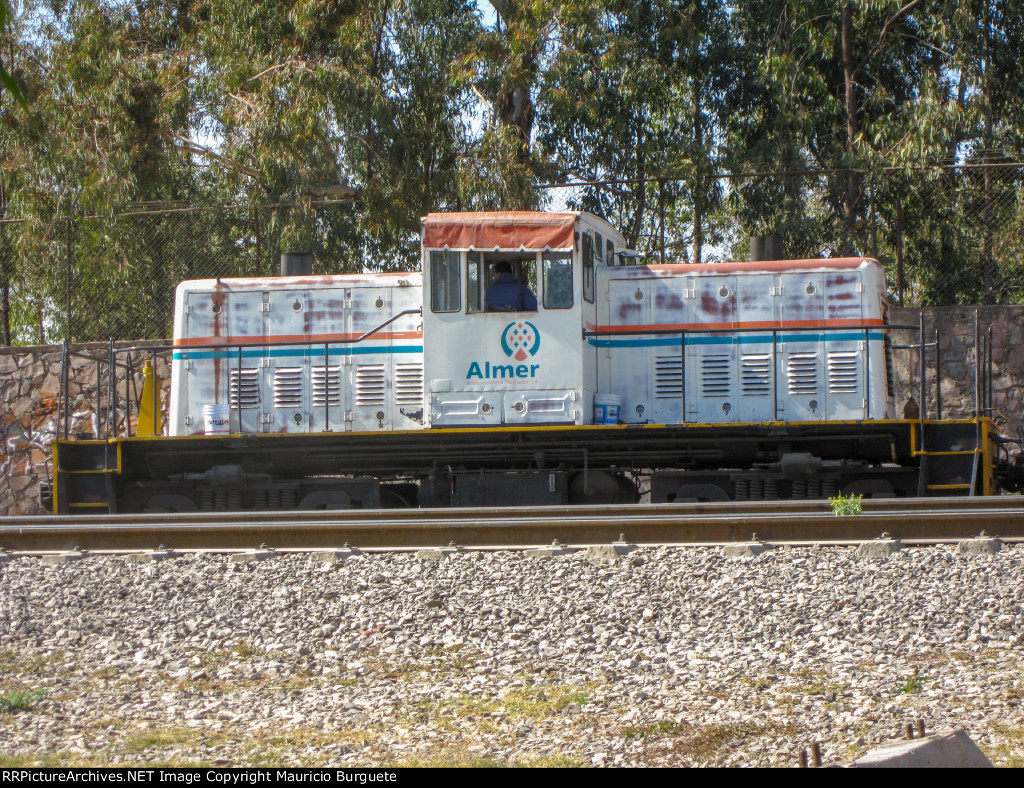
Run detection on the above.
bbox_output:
[485,273,538,311]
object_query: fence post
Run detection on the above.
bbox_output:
[0,218,9,346]
[65,217,73,345]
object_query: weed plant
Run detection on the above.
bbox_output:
[829,494,863,516]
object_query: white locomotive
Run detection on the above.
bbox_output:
[54,211,998,513]
[170,211,894,434]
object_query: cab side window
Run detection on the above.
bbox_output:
[582,233,594,303]
[430,250,460,312]
[542,253,573,309]
[467,252,483,313]
[468,254,538,313]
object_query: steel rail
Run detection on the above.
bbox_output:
[12,495,1024,529]
[2,499,1023,553]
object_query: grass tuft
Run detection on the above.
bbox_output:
[0,687,47,713]
[895,671,930,694]
[666,721,802,764]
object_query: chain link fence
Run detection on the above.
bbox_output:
[542,163,1024,308]
[0,200,370,344]
[1,165,1022,345]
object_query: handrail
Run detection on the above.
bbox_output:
[55,309,423,441]
[582,322,914,337]
[117,309,424,355]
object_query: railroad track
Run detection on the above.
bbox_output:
[2,497,1023,554]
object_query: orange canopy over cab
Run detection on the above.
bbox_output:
[422,211,577,251]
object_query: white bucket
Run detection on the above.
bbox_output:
[203,404,231,435]
[593,394,621,425]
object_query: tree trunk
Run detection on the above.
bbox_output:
[627,131,647,250]
[841,3,859,256]
[489,0,545,162]
[365,0,393,184]
[981,6,994,305]
[0,175,8,344]
[693,86,704,266]
[895,199,905,306]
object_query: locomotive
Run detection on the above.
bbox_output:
[52,211,1007,513]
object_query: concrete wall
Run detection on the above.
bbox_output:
[3,306,1022,515]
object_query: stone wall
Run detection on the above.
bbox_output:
[1,342,170,516]
[3,307,1023,515]
[890,306,1024,437]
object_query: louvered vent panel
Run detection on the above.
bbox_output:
[700,355,731,397]
[356,364,386,406]
[655,356,683,399]
[828,351,859,393]
[395,363,424,405]
[273,367,304,408]
[312,366,342,407]
[740,354,771,396]
[787,354,819,395]
[229,369,260,410]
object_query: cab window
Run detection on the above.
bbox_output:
[430,250,460,312]
[582,233,594,303]
[467,253,538,314]
[542,253,573,309]
[467,252,483,313]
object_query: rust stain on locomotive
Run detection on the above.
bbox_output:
[654,291,684,310]
[616,301,643,321]
[700,291,735,319]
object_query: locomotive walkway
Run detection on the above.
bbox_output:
[2,497,1023,554]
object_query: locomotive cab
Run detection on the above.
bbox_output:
[421,211,630,427]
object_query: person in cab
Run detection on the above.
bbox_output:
[485,262,537,311]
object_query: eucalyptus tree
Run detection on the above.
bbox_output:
[536,0,735,262]
[0,0,26,108]
[193,0,478,270]
[0,0,31,343]
[13,0,205,341]
[934,0,1024,303]
[455,0,557,211]
[726,0,937,259]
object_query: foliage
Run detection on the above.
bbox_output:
[0,0,26,108]
[829,494,863,517]
[0,687,46,712]
[537,0,736,259]
[3,1,1024,344]
[896,672,930,694]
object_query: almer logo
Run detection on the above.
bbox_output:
[466,321,543,381]
[500,321,541,361]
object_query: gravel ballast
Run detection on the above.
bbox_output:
[1,544,1023,767]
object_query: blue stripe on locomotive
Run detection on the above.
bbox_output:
[173,344,425,361]
[587,331,886,348]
